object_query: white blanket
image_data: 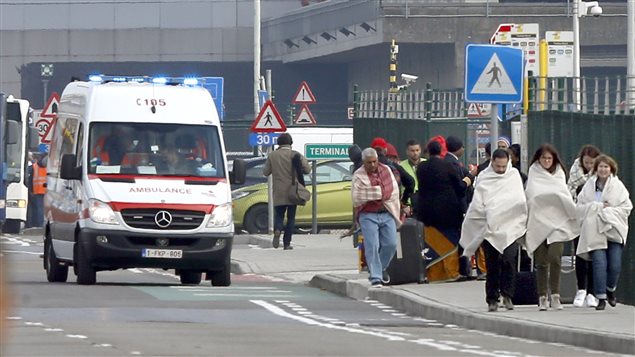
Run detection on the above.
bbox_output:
[524,163,579,253]
[576,175,632,258]
[460,161,528,256]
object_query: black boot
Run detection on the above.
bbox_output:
[595,299,606,310]
[607,291,617,307]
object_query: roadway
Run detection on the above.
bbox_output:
[0,233,619,356]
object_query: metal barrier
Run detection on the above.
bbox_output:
[356,83,466,120]
[528,75,635,115]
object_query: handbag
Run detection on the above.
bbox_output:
[287,154,311,206]
[288,179,311,206]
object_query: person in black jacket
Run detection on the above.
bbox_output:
[445,136,474,279]
[416,140,471,282]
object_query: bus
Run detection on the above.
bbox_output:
[2,95,38,233]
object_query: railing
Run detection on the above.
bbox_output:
[528,76,635,115]
[354,75,635,120]
[355,83,466,120]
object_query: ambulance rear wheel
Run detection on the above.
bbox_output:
[45,239,68,283]
[2,219,21,234]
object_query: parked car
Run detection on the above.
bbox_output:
[228,156,267,190]
[232,160,354,233]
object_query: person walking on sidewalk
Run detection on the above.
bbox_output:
[352,148,401,287]
[460,149,528,312]
[416,139,471,282]
[576,155,632,310]
[524,144,579,311]
[263,133,311,250]
[400,139,425,205]
[567,144,602,308]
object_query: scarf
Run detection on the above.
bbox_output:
[460,161,527,256]
[524,163,579,253]
[576,174,632,259]
[352,163,401,227]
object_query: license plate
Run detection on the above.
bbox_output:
[142,248,183,259]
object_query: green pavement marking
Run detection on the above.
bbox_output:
[133,285,340,301]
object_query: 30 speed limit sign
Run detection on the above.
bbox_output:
[35,118,52,144]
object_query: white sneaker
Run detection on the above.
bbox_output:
[539,295,549,311]
[573,290,587,307]
[585,294,598,308]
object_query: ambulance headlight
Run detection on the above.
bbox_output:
[152,77,167,84]
[207,203,232,227]
[183,78,198,86]
[88,199,119,225]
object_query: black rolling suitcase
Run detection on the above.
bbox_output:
[512,245,538,305]
[386,218,426,285]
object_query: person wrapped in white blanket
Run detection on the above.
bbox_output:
[524,144,580,311]
[460,149,528,312]
[576,154,632,310]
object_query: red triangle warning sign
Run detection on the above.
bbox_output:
[40,92,60,118]
[293,105,316,125]
[250,100,287,133]
[292,81,316,104]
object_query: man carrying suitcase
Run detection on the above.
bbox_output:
[352,148,402,288]
[459,149,528,312]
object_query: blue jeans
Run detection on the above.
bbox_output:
[359,212,397,283]
[274,205,297,247]
[591,242,624,299]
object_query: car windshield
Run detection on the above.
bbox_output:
[88,122,225,178]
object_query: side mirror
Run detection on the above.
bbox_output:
[230,159,246,185]
[6,120,19,145]
[60,154,81,180]
[28,127,40,151]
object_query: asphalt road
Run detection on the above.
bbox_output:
[0,234,614,357]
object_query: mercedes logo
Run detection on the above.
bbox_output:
[154,210,173,228]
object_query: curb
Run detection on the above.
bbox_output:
[309,274,635,355]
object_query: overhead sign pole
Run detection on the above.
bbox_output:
[465,44,524,150]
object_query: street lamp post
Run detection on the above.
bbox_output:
[572,0,602,112]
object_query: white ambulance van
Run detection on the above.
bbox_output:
[43,76,245,286]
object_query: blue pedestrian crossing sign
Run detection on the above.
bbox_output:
[465,44,524,104]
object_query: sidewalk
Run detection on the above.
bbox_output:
[231,233,635,355]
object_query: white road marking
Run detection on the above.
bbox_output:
[66,334,88,339]
[251,300,406,341]
[1,249,42,255]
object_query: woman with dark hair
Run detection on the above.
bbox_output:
[263,133,311,249]
[576,155,632,310]
[567,144,602,308]
[525,143,579,311]
[416,139,471,282]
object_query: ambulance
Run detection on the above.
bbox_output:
[43,76,245,286]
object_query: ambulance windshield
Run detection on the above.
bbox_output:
[88,122,225,178]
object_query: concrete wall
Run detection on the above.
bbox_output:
[0,0,301,96]
[262,1,628,92]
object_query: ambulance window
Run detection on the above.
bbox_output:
[76,123,84,166]
[60,118,78,158]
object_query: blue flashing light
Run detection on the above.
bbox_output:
[152,77,167,84]
[129,77,145,83]
[89,75,103,82]
[112,77,127,82]
[183,78,198,86]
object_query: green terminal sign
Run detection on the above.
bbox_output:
[304,143,351,160]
